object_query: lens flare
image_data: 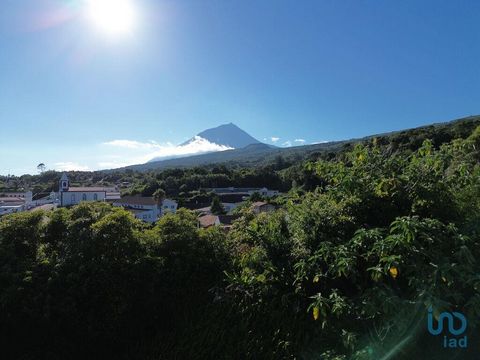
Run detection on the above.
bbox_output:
[86,0,137,36]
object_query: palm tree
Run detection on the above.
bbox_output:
[153,188,166,206]
[153,188,166,218]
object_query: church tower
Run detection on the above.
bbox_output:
[59,173,69,192]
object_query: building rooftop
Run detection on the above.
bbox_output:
[217,215,240,225]
[64,187,110,192]
[252,201,268,207]
[0,197,25,203]
[198,215,218,228]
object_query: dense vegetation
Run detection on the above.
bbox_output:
[2,116,479,201]
[1,118,480,359]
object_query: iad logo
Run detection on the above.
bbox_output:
[427,307,467,348]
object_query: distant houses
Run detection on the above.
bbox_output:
[251,201,275,214]
[0,191,33,216]
[196,200,277,230]
[1,175,276,225]
[198,214,240,230]
[193,187,279,228]
[207,187,279,199]
[194,202,240,216]
[57,173,178,223]
[112,196,178,223]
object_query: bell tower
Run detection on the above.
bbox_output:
[59,173,69,192]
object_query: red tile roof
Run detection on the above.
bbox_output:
[198,215,218,228]
[251,201,268,207]
[64,187,108,192]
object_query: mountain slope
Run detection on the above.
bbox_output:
[121,115,480,172]
[181,123,261,148]
[148,123,264,163]
[125,142,346,171]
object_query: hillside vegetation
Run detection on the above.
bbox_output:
[2,116,479,200]
[1,120,479,359]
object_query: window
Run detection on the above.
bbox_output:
[93,193,98,201]
[82,194,87,201]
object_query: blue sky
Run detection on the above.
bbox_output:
[1,0,479,175]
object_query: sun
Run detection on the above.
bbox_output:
[86,0,137,36]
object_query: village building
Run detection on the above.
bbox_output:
[251,201,276,214]
[207,187,280,199]
[0,190,33,216]
[58,173,121,207]
[194,202,241,216]
[198,214,239,230]
[113,195,177,223]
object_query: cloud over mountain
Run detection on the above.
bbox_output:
[102,136,233,168]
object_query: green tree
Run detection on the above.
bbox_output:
[210,195,226,215]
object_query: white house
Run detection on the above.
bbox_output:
[58,173,120,207]
[0,190,34,216]
[161,198,178,214]
[0,191,33,203]
[112,195,178,223]
[0,197,26,216]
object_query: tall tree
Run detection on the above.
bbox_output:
[153,188,166,206]
[37,163,46,173]
[210,195,226,215]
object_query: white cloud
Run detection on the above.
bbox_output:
[102,139,162,150]
[147,136,233,161]
[294,139,306,144]
[97,161,132,169]
[271,137,280,143]
[311,140,329,144]
[55,162,90,171]
[282,140,292,147]
[102,136,233,167]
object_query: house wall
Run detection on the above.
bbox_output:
[112,201,161,220]
[0,191,33,203]
[112,198,178,223]
[0,205,25,215]
[61,191,106,207]
[134,210,158,223]
[161,199,178,215]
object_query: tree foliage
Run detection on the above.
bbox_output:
[1,125,479,359]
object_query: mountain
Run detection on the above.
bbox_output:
[181,123,262,148]
[122,140,344,172]
[120,115,480,172]
[148,123,264,163]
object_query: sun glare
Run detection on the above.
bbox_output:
[86,0,137,36]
